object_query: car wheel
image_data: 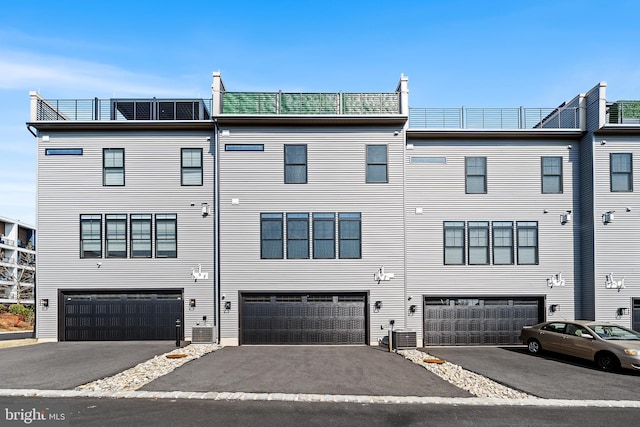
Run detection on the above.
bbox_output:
[595,352,620,371]
[527,339,542,354]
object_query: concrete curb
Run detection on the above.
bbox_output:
[1,388,640,407]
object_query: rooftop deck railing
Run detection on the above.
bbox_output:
[409,107,580,129]
[221,92,401,115]
[607,101,640,124]
[34,98,213,121]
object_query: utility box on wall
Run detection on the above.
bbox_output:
[392,330,417,350]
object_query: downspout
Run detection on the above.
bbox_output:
[213,118,221,343]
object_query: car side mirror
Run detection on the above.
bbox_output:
[581,333,593,339]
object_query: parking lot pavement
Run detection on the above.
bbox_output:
[426,346,640,400]
[0,342,178,390]
[142,346,472,397]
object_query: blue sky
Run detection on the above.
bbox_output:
[1,0,639,226]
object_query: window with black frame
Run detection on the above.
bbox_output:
[541,157,563,193]
[338,213,361,259]
[492,221,514,265]
[286,213,309,259]
[366,145,388,183]
[80,214,102,258]
[284,145,307,183]
[465,157,486,194]
[261,213,283,259]
[181,148,203,186]
[103,148,124,186]
[155,214,177,258]
[105,214,127,258]
[610,153,633,192]
[468,221,489,265]
[517,221,538,265]
[313,213,335,259]
[444,221,465,265]
[130,214,152,258]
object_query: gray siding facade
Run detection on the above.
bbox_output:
[28,75,640,345]
[36,130,215,340]
[592,132,640,326]
[217,125,406,345]
[404,137,579,343]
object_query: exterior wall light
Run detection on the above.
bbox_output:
[189,298,196,308]
[617,307,629,316]
[409,305,416,314]
[602,211,615,224]
[550,304,560,313]
[547,273,565,288]
[605,273,625,291]
[40,298,49,308]
[374,301,383,310]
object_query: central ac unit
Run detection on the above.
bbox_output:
[392,330,417,350]
[192,326,215,343]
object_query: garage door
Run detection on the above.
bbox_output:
[62,291,183,341]
[241,293,367,345]
[423,297,543,346]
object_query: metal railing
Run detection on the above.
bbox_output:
[409,107,580,129]
[221,92,401,115]
[608,101,640,124]
[35,98,213,121]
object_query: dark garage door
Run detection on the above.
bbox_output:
[62,291,183,341]
[241,293,367,345]
[423,297,543,346]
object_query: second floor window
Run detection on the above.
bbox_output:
[444,221,465,265]
[517,221,538,265]
[286,213,309,259]
[181,148,203,186]
[284,145,307,183]
[130,214,152,258]
[338,213,361,259]
[80,214,102,258]
[611,153,633,192]
[313,213,335,259]
[465,157,486,194]
[103,148,124,186]
[261,213,283,259]
[468,221,489,265]
[492,221,514,265]
[105,214,127,258]
[155,214,177,258]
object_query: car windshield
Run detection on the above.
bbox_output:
[589,324,640,340]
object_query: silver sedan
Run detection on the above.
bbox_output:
[519,320,640,371]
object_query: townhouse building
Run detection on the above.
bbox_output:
[27,73,640,346]
[28,96,215,341]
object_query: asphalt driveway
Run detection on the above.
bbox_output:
[0,342,177,389]
[426,346,640,400]
[142,346,472,397]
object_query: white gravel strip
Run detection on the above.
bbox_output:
[398,349,533,399]
[75,344,221,392]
